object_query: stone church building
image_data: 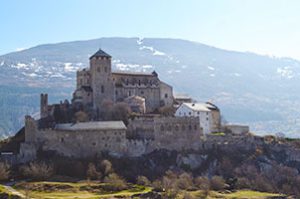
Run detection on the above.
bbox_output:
[72,49,174,113]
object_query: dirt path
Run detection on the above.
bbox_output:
[3,185,26,198]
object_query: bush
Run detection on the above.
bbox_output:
[152,179,163,192]
[194,176,210,190]
[86,163,102,180]
[21,162,54,180]
[0,162,10,181]
[100,159,113,176]
[136,175,150,186]
[235,177,251,189]
[210,176,226,191]
[104,173,127,191]
[177,172,194,190]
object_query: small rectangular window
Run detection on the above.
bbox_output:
[101,85,104,93]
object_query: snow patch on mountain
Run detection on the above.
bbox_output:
[64,63,79,72]
[115,63,153,72]
[139,45,166,56]
[0,61,4,66]
[207,66,215,71]
[11,63,28,69]
[277,66,294,79]
[137,37,143,45]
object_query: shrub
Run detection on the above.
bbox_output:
[100,159,113,176]
[210,176,226,191]
[86,163,102,180]
[104,173,127,191]
[136,175,150,186]
[177,172,194,190]
[194,176,210,190]
[235,177,251,189]
[74,111,89,122]
[0,162,10,181]
[152,179,163,192]
[21,162,54,180]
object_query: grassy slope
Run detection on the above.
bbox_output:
[15,181,151,199]
[12,181,284,199]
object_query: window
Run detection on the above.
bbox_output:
[189,112,191,115]
[138,80,141,86]
[97,67,101,73]
[92,142,96,146]
[115,90,118,95]
[141,90,144,94]
[60,138,64,143]
[188,125,192,130]
[165,93,168,98]
[197,111,200,115]
[175,125,179,131]
[101,85,104,93]
[129,91,131,96]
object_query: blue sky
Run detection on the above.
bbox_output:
[1,0,300,59]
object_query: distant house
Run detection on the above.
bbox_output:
[175,102,221,134]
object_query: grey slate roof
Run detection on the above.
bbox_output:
[112,70,155,77]
[55,121,126,131]
[89,49,111,59]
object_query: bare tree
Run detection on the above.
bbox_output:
[0,162,10,181]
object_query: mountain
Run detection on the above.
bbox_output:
[0,37,300,138]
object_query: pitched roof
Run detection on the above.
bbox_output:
[55,121,126,131]
[89,49,111,59]
[182,102,211,112]
[112,71,155,77]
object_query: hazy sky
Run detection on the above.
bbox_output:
[1,0,300,59]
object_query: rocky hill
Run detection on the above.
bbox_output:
[1,37,300,137]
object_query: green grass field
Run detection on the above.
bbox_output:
[14,181,152,199]
[7,181,285,199]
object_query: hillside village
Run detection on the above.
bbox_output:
[17,49,249,162]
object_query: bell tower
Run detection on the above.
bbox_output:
[90,49,114,110]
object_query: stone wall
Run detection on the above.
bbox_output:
[224,124,249,135]
[36,128,127,158]
[159,81,173,107]
[127,116,155,139]
[152,117,203,151]
[126,139,153,157]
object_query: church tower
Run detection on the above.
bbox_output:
[90,49,114,110]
